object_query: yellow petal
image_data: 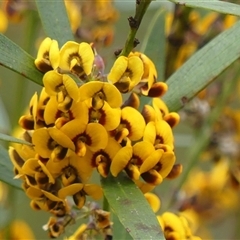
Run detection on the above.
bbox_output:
[85,123,108,152]
[43,70,63,96]
[79,81,104,101]
[44,96,59,125]
[152,98,169,117]
[42,190,63,202]
[58,183,84,199]
[48,127,75,151]
[155,120,174,149]
[108,56,128,84]
[32,128,52,158]
[121,107,146,141]
[102,82,122,108]
[60,118,88,139]
[140,149,164,174]
[22,158,39,176]
[63,74,80,102]
[133,141,155,162]
[159,151,176,178]
[49,39,60,69]
[84,184,103,200]
[110,146,133,177]
[78,42,94,75]
[59,41,79,70]
[144,192,161,213]
[128,56,144,89]
[143,121,156,144]
[46,158,69,177]
[70,152,94,183]
[98,102,121,131]
[26,186,43,200]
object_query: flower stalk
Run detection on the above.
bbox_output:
[120,0,152,57]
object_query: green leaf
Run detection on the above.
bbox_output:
[0,144,21,189]
[0,133,32,146]
[169,0,240,17]
[35,0,74,47]
[0,34,43,85]
[141,8,166,81]
[101,173,164,240]
[162,20,240,112]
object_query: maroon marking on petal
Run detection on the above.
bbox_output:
[20,118,35,130]
[47,138,56,151]
[156,135,164,144]
[148,83,166,98]
[98,108,106,126]
[91,150,111,176]
[141,171,157,184]
[38,155,49,164]
[12,149,25,167]
[23,131,32,143]
[165,116,177,128]
[56,147,68,160]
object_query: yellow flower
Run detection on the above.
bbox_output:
[32,127,75,161]
[35,37,60,72]
[90,137,121,177]
[61,120,108,157]
[86,98,121,131]
[144,120,174,150]
[140,145,176,185]
[79,81,122,109]
[22,158,55,188]
[46,153,93,185]
[108,55,144,93]
[110,106,146,143]
[59,41,94,78]
[43,70,80,112]
[26,186,69,217]
[130,52,168,97]
[111,141,156,180]
[44,95,89,128]
[58,183,103,209]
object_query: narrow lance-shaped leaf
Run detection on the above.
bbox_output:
[140,8,166,108]
[101,173,165,240]
[169,0,240,17]
[162,20,240,112]
[35,0,74,47]
[141,9,166,81]
[0,34,43,85]
[0,144,21,189]
[0,133,32,146]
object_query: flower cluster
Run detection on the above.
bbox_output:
[9,37,180,237]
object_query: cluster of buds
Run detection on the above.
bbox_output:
[9,37,181,237]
